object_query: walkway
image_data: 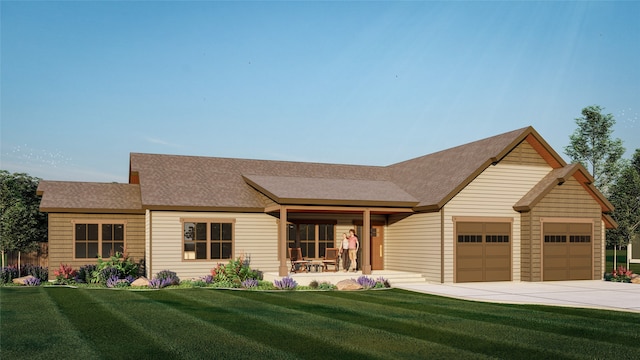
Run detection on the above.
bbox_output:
[396,280,640,313]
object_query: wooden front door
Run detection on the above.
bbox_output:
[371,226,384,270]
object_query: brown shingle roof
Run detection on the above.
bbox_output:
[243,175,419,207]
[128,126,569,211]
[388,126,541,210]
[37,181,142,213]
[42,126,596,214]
[513,163,614,213]
[129,153,391,210]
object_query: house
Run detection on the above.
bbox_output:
[37,126,616,282]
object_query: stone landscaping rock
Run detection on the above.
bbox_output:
[131,277,151,287]
[336,279,363,291]
[12,275,36,285]
[631,276,640,284]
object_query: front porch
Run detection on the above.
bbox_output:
[263,269,428,287]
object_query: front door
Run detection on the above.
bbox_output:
[371,226,384,270]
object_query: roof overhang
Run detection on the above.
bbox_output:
[514,163,615,214]
[602,214,618,229]
[243,174,420,208]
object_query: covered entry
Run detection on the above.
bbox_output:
[456,221,511,282]
[543,222,592,281]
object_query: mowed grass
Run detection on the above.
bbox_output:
[2,287,640,359]
[606,249,640,273]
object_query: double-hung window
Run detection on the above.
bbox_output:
[183,219,234,260]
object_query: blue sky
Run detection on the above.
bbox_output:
[1,1,638,183]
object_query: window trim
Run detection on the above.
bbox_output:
[180,218,236,262]
[71,220,128,260]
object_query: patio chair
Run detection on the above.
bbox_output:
[288,247,308,273]
[322,247,340,272]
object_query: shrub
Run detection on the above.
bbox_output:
[23,277,41,286]
[155,270,180,286]
[356,276,377,289]
[106,275,132,288]
[0,265,47,284]
[54,264,77,285]
[20,264,48,282]
[274,276,297,290]
[149,277,174,289]
[209,256,260,288]
[241,278,258,289]
[317,281,335,290]
[77,264,97,284]
[309,280,319,289]
[91,252,139,284]
[609,266,634,283]
[376,276,391,288]
[0,266,19,284]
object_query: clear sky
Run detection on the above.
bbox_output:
[1,1,638,183]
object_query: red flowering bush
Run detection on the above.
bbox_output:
[610,266,634,283]
[54,264,77,284]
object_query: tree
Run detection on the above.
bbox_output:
[565,105,626,196]
[0,171,48,268]
[608,149,640,249]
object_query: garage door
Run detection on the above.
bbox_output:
[543,223,592,281]
[456,222,511,282]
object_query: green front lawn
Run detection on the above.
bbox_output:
[2,287,639,359]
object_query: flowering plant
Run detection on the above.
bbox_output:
[241,278,258,288]
[274,276,297,290]
[149,277,174,289]
[24,277,41,286]
[356,276,377,289]
[54,264,77,284]
[610,266,634,283]
[106,275,133,288]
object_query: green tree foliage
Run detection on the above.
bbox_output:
[565,105,625,196]
[607,149,640,247]
[0,171,48,266]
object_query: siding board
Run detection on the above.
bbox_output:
[527,178,603,281]
[445,158,552,282]
[47,213,145,281]
[149,211,280,279]
[387,212,442,282]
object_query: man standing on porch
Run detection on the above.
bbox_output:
[347,229,359,272]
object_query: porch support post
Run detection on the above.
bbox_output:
[362,208,372,275]
[278,206,289,276]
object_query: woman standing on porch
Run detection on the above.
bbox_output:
[339,233,350,271]
[347,229,359,272]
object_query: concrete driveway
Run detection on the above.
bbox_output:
[397,280,640,313]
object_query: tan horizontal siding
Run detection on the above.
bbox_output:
[387,212,441,282]
[445,162,552,283]
[529,178,603,281]
[47,213,145,281]
[501,140,550,166]
[149,211,279,280]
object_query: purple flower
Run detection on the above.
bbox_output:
[242,278,258,288]
[24,277,41,286]
[149,277,174,289]
[200,275,214,284]
[356,276,376,289]
[274,276,297,290]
